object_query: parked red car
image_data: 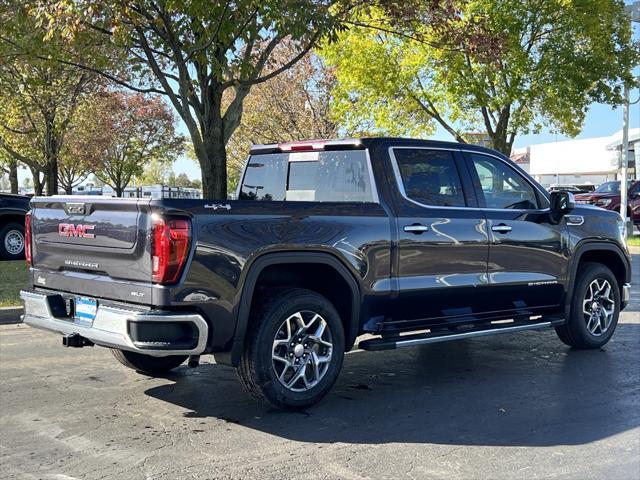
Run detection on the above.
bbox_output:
[574,180,640,224]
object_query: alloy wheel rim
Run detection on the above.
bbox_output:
[272,310,333,392]
[583,278,616,337]
[4,230,24,255]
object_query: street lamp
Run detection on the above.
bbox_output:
[620,1,640,231]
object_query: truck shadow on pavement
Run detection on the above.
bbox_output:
[145,324,640,447]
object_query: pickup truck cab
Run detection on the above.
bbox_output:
[21,138,632,409]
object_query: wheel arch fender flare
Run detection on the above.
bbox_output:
[229,251,361,366]
[564,240,631,318]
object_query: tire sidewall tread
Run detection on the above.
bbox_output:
[238,288,345,409]
[555,262,620,349]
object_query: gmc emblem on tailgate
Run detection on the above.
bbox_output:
[59,223,95,239]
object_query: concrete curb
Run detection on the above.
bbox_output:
[629,245,640,255]
[0,306,23,325]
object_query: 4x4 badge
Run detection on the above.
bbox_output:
[204,203,231,211]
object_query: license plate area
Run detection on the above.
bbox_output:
[74,296,98,326]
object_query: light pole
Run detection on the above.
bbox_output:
[620,1,640,232]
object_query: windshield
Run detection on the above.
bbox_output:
[594,181,620,194]
[239,150,375,202]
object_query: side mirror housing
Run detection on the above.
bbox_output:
[550,191,575,216]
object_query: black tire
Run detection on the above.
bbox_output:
[110,349,187,375]
[237,288,345,409]
[0,222,25,260]
[555,262,620,349]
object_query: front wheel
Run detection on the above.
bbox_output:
[110,349,187,375]
[237,288,345,409]
[555,262,620,349]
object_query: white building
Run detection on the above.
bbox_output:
[512,128,640,187]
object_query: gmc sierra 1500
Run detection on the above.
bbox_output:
[21,138,632,409]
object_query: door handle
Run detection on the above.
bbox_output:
[491,224,512,233]
[403,224,429,234]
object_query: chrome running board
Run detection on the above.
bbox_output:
[358,318,564,351]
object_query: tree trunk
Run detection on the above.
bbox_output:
[115,185,123,197]
[45,162,58,195]
[199,131,228,200]
[64,183,73,195]
[490,133,515,156]
[31,167,43,195]
[8,159,18,194]
[181,87,230,200]
[489,107,513,156]
[43,113,59,196]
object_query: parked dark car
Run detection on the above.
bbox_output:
[0,193,30,260]
[21,138,631,409]
[574,180,640,224]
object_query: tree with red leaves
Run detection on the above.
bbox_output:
[76,91,184,197]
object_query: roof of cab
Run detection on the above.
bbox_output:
[249,137,508,159]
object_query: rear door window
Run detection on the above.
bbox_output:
[240,150,375,202]
[392,148,466,207]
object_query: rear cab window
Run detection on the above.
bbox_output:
[239,150,375,202]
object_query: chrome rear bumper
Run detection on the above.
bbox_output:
[20,290,208,357]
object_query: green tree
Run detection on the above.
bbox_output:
[323,1,639,154]
[0,0,104,194]
[38,0,350,199]
[135,158,173,186]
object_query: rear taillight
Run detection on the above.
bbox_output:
[151,217,191,284]
[25,211,32,266]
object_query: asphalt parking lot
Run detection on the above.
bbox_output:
[1,259,639,480]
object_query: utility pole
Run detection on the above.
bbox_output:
[621,1,640,233]
[620,85,630,224]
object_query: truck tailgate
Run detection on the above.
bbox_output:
[29,196,154,303]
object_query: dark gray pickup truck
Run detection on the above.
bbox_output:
[21,138,632,409]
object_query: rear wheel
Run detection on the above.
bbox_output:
[0,222,25,260]
[110,349,187,375]
[237,288,345,409]
[555,262,620,349]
